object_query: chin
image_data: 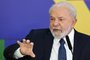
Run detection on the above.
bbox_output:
[52,32,62,39]
[50,28,68,38]
[52,30,68,39]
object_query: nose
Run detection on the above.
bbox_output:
[54,20,59,27]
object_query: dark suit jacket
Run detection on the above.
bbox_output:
[4,28,90,60]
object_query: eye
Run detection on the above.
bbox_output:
[50,18,55,20]
[59,19,63,21]
[58,17,65,21]
[50,16,55,21]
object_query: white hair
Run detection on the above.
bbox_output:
[49,1,77,19]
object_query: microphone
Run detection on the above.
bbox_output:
[66,35,72,53]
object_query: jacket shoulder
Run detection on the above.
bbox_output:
[25,28,51,39]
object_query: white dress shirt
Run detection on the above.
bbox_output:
[14,29,75,60]
[50,29,74,60]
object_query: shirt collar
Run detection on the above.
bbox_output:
[67,29,74,49]
[64,29,74,51]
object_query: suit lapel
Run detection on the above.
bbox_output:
[73,30,83,60]
[43,29,54,60]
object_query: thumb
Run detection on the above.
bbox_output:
[29,51,36,58]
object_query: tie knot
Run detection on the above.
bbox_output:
[60,39,65,45]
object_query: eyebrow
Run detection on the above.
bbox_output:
[50,15,63,17]
[58,17,63,18]
[50,16,64,19]
[50,16,54,18]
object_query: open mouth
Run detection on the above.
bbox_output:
[53,29,61,32]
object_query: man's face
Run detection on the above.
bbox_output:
[49,7,76,38]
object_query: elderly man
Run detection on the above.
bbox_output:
[4,2,90,60]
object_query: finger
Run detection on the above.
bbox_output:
[26,40,30,44]
[17,40,22,45]
[30,42,34,49]
[22,39,26,43]
[30,42,34,46]
[30,42,35,58]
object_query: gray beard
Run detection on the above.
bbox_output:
[50,26,72,39]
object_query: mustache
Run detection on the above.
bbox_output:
[53,29,62,32]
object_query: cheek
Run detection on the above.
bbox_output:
[62,23,72,30]
[50,21,53,27]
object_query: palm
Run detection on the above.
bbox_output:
[17,39,35,58]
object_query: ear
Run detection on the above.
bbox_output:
[72,19,77,26]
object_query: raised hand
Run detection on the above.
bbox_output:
[17,39,35,58]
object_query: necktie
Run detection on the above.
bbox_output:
[58,39,67,60]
